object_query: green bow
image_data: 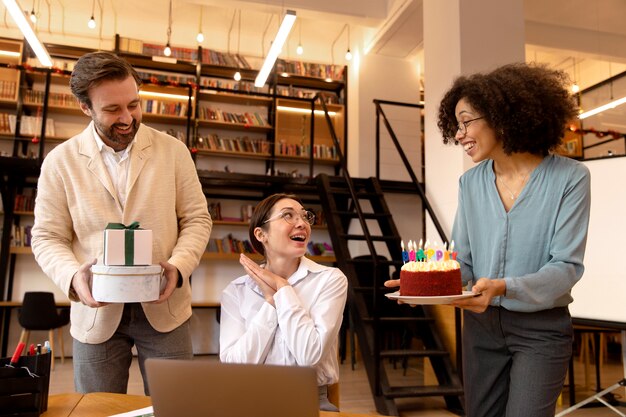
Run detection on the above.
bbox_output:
[106,222,142,265]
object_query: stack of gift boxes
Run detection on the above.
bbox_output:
[91,222,162,303]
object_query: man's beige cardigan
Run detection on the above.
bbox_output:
[31,122,212,344]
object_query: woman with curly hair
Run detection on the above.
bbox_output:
[442,63,590,416]
[388,63,591,416]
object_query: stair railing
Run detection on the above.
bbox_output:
[373,98,463,379]
[313,92,389,393]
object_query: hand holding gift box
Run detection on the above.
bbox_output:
[104,222,152,266]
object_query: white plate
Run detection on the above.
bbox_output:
[385,291,479,305]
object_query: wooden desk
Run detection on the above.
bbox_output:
[45,393,375,417]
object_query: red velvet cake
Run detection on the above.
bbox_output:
[399,261,462,296]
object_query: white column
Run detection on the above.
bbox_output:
[423,0,525,241]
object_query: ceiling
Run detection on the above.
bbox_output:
[2,0,626,91]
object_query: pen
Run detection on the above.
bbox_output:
[44,341,51,355]
[10,342,25,366]
[36,344,42,355]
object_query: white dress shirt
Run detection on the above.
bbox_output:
[92,123,134,209]
[219,256,348,386]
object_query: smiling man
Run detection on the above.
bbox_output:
[30,51,212,395]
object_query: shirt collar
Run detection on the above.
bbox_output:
[91,121,134,156]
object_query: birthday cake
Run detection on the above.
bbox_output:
[399,241,462,297]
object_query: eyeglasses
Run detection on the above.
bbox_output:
[457,116,484,136]
[263,208,316,226]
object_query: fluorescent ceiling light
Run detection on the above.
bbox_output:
[139,90,192,101]
[2,0,52,67]
[254,10,296,88]
[277,105,336,116]
[0,50,21,58]
[578,96,626,120]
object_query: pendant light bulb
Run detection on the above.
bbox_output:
[29,10,36,23]
[88,16,96,29]
[234,71,241,81]
[164,44,172,57]
[197,32,204,43]
[296,44,303,55]
[345,49,352,61]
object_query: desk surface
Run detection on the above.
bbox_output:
[46,393,376,417]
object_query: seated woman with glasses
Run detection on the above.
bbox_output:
[219,193,348,412]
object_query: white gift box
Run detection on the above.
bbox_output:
[91,265,163,303]
[103,228,153,266]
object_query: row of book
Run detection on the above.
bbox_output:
[0,80,17,100]
[200,78,265,94]
[0,114,56,137]
[276,86,342,104]
[136,70,196,85]
[201,49,251,69]
[142,43,199,62]
[276,141,339,160]
[26,56,74,71]
[142,100,188,117]
[24,90,79,109]
[197,134,270,154]
[276,59,345,81]
[14,193,35,212]
[207,234,256,254]
[10,224,32,248]
[198,107,269,127]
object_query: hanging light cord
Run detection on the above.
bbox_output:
[166,0,172,44]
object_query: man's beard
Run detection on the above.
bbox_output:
[95,118,140,150]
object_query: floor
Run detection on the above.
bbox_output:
[47,341,626,417]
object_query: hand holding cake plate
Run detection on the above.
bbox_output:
[385,290,480,305]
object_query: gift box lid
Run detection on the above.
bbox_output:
[92,265,162,275]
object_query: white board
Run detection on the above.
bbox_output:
[569,158,626,325]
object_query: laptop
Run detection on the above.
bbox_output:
[145,358,319,417]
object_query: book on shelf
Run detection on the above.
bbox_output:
[10,224,32,247]
[197,134,270,155]
[142,43,199,62]
[117,36,145,54]
[306,241,334,257]
[198,106,269,127]
[276,59,344,81]
[14,193,36,212]
[142,99,188,117]
[200,78,266,94]
[0,80,17,100]
[9,115,56,137]
[136,70,196,85]
[276,140,338,160]
[0,112,13,134]
[207,234,256,255]
[208,202,222,220]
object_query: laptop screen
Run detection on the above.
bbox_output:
[146,358,319,417]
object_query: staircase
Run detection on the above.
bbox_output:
[317,174,464,416]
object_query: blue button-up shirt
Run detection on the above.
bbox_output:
[452,154,591,312]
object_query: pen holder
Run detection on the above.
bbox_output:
[0,352,51,417]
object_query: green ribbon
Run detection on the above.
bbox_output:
[106,222,142,265]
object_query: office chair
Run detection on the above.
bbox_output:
[18,291,70,370]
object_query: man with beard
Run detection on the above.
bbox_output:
[30,51,212,394]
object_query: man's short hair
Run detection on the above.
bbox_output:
[70,51,141,108]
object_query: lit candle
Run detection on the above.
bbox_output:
[450,240,458,260]
[408,240,416,262]
[443,242,450,260]
[401,240,409,264]
[436,249,443,261]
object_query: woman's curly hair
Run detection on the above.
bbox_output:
[437,63,578,156]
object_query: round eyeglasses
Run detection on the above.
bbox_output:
[263,209,316,226]
[457,116,484,136]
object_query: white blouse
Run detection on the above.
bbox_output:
[219,256,348,386]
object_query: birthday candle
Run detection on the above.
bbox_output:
[450,240,458,260]
[401,240,409,264]
[408,240,416,262]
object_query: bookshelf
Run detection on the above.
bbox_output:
[0,37,345,313]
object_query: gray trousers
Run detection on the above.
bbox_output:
[73,303,193,395]
[462,306,573,417]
